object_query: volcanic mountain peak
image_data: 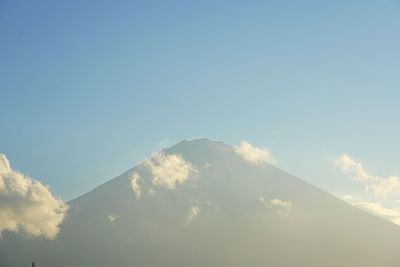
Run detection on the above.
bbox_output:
[1,139,400,267]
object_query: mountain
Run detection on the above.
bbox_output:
[1,139,400,267]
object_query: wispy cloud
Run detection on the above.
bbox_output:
[270,198,293,211]
[336,154,400,199]
[259,195,293,213]
[336,154,400,225]
[343,198,400,225]
[0,154,68,239]
[130,172,141,199]
[144,153,197,190]
[335,154,370,183]
[107,214,119,223]
[186,205,200,224]
[234,141,276,165]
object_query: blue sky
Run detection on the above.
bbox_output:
[1,0,400,201]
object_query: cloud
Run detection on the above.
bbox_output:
[343,197,400,225]
[130,172,141,199]
[0,154,11,172]
[259,196,293,212]
[370,176,400,199]
[270,198,293,211]
[144,153,197,190]
[335,154,369,183]
[186,205,200,224]
[336,155,400,225]
[107,214,119,223]
[234,141,276,165]
[0,154,68,239]
[342,195,353,202]
[336,154,400,199]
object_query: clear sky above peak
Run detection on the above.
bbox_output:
[1,1,399,200]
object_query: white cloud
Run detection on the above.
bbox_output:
[335,154,369,183]
[259,196,293,212]
[336,154,400,199]
[342,195,353,202]
[337,155,400,225]
[0,154,11,172]
[370,176,400,199]
[234,141,276,165]
[186,205,200,224]
[0,154,68,239]
[107,214,119,222]
[129,172,141,199]
[144,153,197,190]
[343,198,400,226]
[270,198,293,210]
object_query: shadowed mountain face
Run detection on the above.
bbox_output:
[1,139,400,267]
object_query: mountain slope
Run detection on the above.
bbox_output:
[1,139,400,267]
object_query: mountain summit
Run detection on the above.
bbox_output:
[1,139,400,267]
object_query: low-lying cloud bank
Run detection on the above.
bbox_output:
[0,154,68,239]
[234,141,276,165]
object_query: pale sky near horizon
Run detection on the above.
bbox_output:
[1,1,399,203]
